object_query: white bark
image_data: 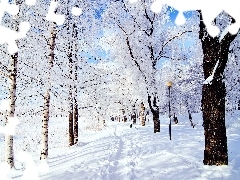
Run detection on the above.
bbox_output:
[140,103,145,126]
[40,22,56,160]
[40,91,50,160]
[5,53,18,168]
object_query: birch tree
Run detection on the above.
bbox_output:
[5,53,17,168]
[3,0,23,169]
[40,22,56,160]
[73,26,78,144]
[62,2,80,146]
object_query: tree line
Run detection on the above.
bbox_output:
[0,0,240,168]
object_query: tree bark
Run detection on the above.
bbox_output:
[40,91,50,160]
[132,112,136,124]
[198,10,238,165]
[65,0,74,147]
[5,52,18,168]
[40,22,56,160]
[68,83,74,146]
[73,22,78,145]
[73,96,78,144]
[139,102,145,126]
[148,96,160,133]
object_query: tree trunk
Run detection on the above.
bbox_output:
[73,96,78,144]
[148,96,160,133]
[40,22,56,159]
[139,102,145,126]
[153,110,160,132]
[123,115,127,123]
[132,112,136,124]
[69,84,74,146]
[72,22,78,145]
[5,52,18,168]
[40,91,50,160]
[68,47,74,146]
[198,10,238,165]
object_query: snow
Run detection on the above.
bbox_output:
[46,1,82,25]
[0,0,32,54]
[0,0,240,179]
[71,7,82,16]
[45,1,65,26]
[0,117,19,135]
[15,151,49,180]
[0,162,11,180]
[203,60,219,85]
[219,27,229,42]
[1,112,240,179]
[1,0,239,54]
[25,0,36,6]
[0,100,19,135]
[0,99,10,111]
[129,0,139,3]
[150,0,240,37]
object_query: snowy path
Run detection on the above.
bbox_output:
[5,113,240,179]
[39,121,239,180]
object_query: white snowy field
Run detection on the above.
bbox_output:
[1,111,240,180]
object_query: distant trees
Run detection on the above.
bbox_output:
[139,102,145,126]
[2,0,240,169]
[157,39,204,114]
[112,0,163,131]
[225,35,240,111]
[102,0,194,132]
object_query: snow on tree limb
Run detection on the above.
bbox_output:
[203,60,219,85]
[150,0,240,37]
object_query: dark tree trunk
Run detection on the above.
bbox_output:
[73,22,78,145]
[188,110,195,128]
[198,10,238,165]
[68,48,74,146]
[132,112,136,124]
[73,96,78,144]
[68,85,74,146]
[153,110,160,133]
[148,96,160,133]
[124,116,127,123]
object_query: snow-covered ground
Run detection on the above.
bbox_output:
[1,111,240,180]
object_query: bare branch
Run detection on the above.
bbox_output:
[156,30,192,61]
[116,22,127,34]
[159,55,183,61]
[125,36,149,94]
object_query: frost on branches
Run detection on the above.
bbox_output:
[0,0,35,54]
[0,0,82,54]
[0,0,238,178]
[0,99,49,179]
[149,0,240,38]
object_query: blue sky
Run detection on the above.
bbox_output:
[85,6,195,66]
[168,6,193,23]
